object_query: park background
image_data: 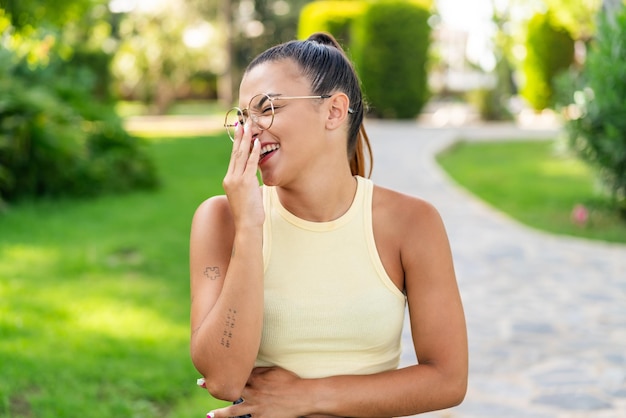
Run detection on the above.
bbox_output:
[1,0,625,417]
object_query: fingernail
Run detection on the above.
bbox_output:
[206,412,215,418]
[254,138,260,147]
[244,122,250,134]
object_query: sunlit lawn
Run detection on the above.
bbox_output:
[116,100,226,118]
[0,134,232,417]
[436,139,626,244]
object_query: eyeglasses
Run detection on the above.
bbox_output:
[224,93,331,141]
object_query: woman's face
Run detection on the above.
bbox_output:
[238,59,330,187]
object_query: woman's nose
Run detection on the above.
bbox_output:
[246,119,262,137]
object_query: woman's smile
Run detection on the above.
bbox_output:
[259,142,280,164]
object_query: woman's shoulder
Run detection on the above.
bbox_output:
[191,195,234,236]
[370,184,449,287]
[194,194,230,218]
[372,183,442,226]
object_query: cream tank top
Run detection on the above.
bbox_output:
[256,176,407,379]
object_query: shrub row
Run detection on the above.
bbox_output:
[0,28,158,204]
[299,0,432,119]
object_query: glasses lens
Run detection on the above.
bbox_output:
[225,108,244,141]
[248,94,274,131]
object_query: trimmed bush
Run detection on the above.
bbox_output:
[0,29,158,204]
[298,1,367,47]
[522,11,575,111]
[563,8,626,216]
[351,1,432,119]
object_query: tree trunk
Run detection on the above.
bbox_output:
[217,0,234,107]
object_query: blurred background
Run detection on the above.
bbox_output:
[0,0,612,121]
[1,0,625,417]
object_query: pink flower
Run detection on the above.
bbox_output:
[571,204,589,226]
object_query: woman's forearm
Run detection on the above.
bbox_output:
[298,364,466,418]
[191,226,264,400]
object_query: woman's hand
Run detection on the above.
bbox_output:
[206,367,333,418]
[222,121,264,231]
[242,367,302,418]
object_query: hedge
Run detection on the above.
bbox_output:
[521,11,575,111]
[351,1,432,118]
[298,1,367,48]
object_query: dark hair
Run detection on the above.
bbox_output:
[245,32,373,178]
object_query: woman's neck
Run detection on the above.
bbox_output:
[275,171,357,222]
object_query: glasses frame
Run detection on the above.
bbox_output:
[224,93,331,141]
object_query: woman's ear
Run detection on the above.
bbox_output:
[325,92,350,130]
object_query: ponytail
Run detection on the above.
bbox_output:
[350,125,373,178]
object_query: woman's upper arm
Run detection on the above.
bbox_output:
[402,199,467,384]
[189,195,234,336]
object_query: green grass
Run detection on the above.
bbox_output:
[116,100,226,118]
[0,134,233,417]
[436,139,626,244]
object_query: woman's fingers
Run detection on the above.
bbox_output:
[206,401,251,418]
[226,122,242,173]
[247,138,261,172]
[228,122,257,175]
[227,122,245,173]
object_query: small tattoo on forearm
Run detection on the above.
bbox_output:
[220,308,237,348]
[204,266,221,280]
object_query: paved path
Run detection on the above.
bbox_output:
[363,120,626,418]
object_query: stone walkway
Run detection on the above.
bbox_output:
[364,120,626,418]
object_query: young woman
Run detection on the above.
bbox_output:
[189,32,467,418]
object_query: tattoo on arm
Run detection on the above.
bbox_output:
[204,266,221,280]
[220,308,237,348]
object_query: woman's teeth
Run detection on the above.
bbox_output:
[261,144,280,157]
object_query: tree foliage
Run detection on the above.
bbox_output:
[228,0,313,98]
[543,0,602,40]
[0,0,102,29]
[112,5,224,113]
[0,5,158,204]
[563,7,626,216]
